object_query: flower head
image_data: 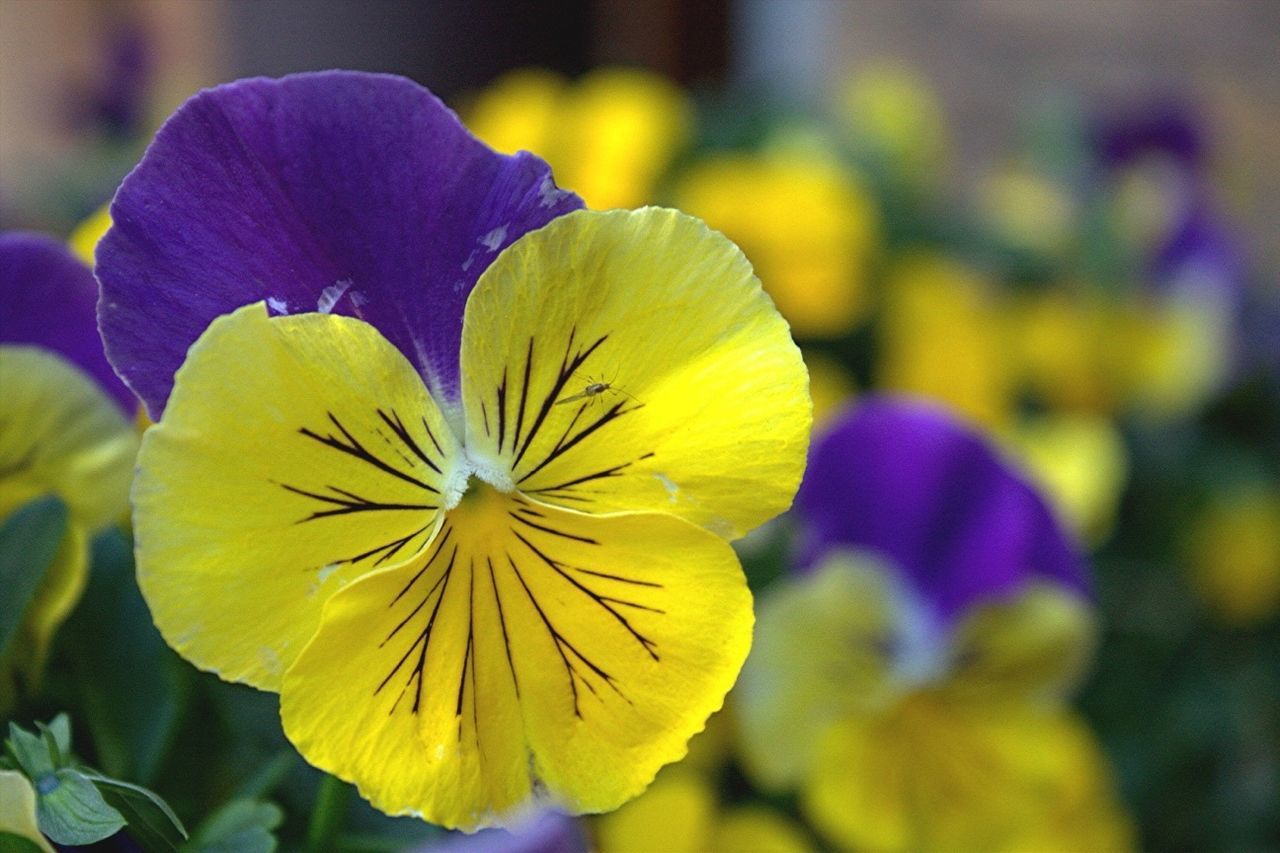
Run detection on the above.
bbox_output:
[99,72,810,830]
[735,398,1129,850]
[0,233,138,709]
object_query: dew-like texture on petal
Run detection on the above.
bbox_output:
[282,485,751,831]
[0,347,137,529]
[97,71,582,418]
[133,304,461,690]
[734,556,901,790]
[460,208,810,540]
[797,398,1087,622]
[0,232,135,413]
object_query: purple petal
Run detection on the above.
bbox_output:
[98,71,582,418]
[418,812,586,853]
[1089,97,1205,171]
[0,231,136,413]
[795,396,1088,623]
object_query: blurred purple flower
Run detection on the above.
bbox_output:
[0,231,135,412]
[97,70,582,418]
[794,396,1089,624]
[1089,97,1205,171]
[418,811,586,853]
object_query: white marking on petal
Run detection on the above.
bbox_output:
[317,563,339,583]
[317,279,353,314]
[461,249,478,272]
[349,290,369,308]
[480,225,508,251]
[655,472,680,503]
[538,174,570,208]
[266,296,288,314]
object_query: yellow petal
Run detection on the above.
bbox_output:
[134,304,462,690]
[69,204,113,267]
[460,207,810,540]
[714,807,814,853]
[465,68,569,159]
[672,153,878,338]
[734,554,903,790]
[1002,413,1129,545]
[943,583,1096,703]
[281,484,751,830]
[875,254,1015,429]
[0,347,136,528]
[0,522,87,710]
[594,771,715,853]
[804,698,1131,852]
[0,770,55,852]
[554,68,691,211]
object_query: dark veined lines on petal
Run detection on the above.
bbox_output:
[277,409,444,524]
[484,328,656,504]
[373,500,668,722]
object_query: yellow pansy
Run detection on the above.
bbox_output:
[132,208,810,829]
[736,557,1127,851]
[674,152,879,338]
[0,348,136,710]
[1187,486,1280,626]
[801,350,857,430]
[467,67,692,210]
[68,204,113,267]
[595,768,812,853]
[1003,412,1130,545]
[837,63,948,190]
[876,254,1015,428]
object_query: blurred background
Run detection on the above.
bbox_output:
[2,1,1278,851]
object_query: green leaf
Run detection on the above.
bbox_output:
[184,800,282,853]
[0,496,67,660]
[5,724,55,780]
[81,771,187,852]
[0,832,44,853]
[39,717,70,763]
[62,528,192,785]
[34,767,125,846]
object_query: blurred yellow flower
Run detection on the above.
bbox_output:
[1011,289,1120,414]
[674,152,878,338]
[837,64,948,189]
[802,350,857,429]
[1003,413,1130,545]
[736,556,1130,852]
[877,254,1015,428]
[1187,486,1280,626]
[981,167,1077,258]
[595,768,812,853]
[68,204,113,267]
[466,67,692,210]
[1114,294,1232,420]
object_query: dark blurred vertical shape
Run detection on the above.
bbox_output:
[227,0,591,97]
[590,0,730,85]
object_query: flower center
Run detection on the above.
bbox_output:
[442,446,516,511]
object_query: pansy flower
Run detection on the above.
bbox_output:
[0,233,138,710]
[735,398,1132,851]
[97,71,810,830]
